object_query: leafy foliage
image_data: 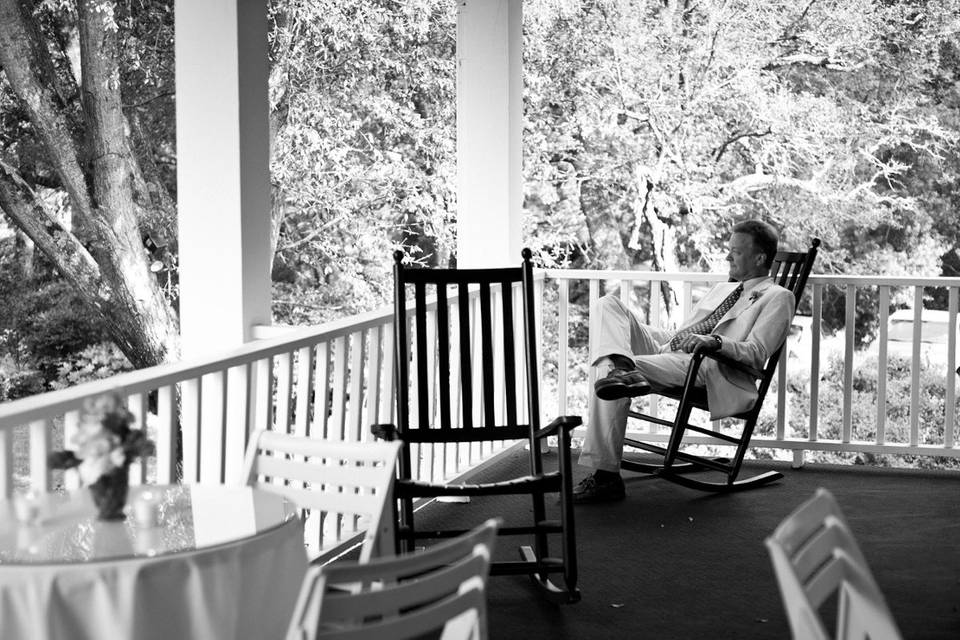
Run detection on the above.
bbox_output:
[0,232,130,399]
[523,0,960,294]
[785,352,960,468]
[268,0,457,323]
[3,0,960,397]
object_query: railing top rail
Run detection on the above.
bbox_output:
[543,269,960,288]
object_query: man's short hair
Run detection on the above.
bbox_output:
[732,219,779,269]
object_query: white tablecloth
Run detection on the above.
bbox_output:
[0,486,307,640]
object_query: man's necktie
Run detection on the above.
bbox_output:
[669,283,743,351]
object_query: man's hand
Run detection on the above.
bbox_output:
[675,334,720,354]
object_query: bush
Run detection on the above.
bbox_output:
[49,343,133,390]
[786,352,960,468]
[0,367,46,401]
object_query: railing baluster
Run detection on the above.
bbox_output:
[330,336,348,441]
[63,410,81,490]
[294,346,314,438]
[681,281,693,328]
[29,420,50,493]
[531,277,542,427]
[558,279,570,416]
[910,287,923,447]
[182,378,201,484]
[449,300,463,477]
[586,279,600,441]
[312,342,331,439]
[380,325,395,426]
[198,371,227,484]
[489,284,505,460]
[365,326,383,443]
[156,385,177,484]
[842,284,856,444]
[127,393,148,485]
[877,287,890,445]
[275,351,294,434]
[776,350,787,441]
[252,357,273,434]
[225,364,250,484]
[649,278,662,424]
[0,427,13,498]
[946,288,958,449]
[809,284,823,443]
[347,330,365,444]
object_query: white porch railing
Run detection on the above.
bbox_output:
[544,270,960,466]
[1,270,958,506]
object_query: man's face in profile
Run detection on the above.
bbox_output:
[726,232,764,281]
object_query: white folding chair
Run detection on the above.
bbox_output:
[765,488,902,640]
[286,518,500,640]
[241,430,401,564]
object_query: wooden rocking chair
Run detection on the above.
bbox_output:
[372,249,582,603]
[620,238,820,492]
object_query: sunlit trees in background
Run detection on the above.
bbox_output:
[524,0,959,314]
[267,0,458,324]
[1,0,959,400]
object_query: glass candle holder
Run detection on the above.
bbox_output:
[12,490,41,526]
[132,490,160,528]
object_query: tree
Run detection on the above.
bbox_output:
[0,0,178,369]
[267,0,457,324]
[524,0,960,328]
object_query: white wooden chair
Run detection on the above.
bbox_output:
[765,488,902,640]
[286,518,500,640]
[241,430,401,564]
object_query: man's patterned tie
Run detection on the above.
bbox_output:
[669,283,744,351]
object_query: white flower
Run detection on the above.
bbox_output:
[72,423,117,460]
[109,448,126,468]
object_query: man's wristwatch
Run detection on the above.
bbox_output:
[710,334,722,350]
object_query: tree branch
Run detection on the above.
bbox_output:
[0,157,103,300]
[713,128,772,162]
[762,54,865,72]
[0,0,94,225]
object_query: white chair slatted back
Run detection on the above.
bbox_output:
[286,518,500,640]
[765,488,902,640]
[241,430,401,563]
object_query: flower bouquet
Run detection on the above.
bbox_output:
[48,391,155,521]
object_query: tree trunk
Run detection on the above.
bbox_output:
[0,0,179,369]
[630,166,682,325]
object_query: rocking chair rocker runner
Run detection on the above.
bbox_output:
[620,238,820,492]
[372,249,582,603]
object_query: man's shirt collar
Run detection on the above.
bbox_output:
[739,275,770,294]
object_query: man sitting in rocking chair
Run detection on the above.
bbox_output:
[574,219,795,504]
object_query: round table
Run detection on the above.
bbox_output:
[0,484,307,640]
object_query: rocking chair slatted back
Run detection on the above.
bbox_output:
[372,249,582,603]
[392,263,537,445]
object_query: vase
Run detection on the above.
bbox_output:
[89,465,130,521]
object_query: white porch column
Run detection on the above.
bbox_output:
[456,0,523,268]
[175,0,271,358]
[175,0,271,485]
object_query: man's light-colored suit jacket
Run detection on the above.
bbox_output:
[678,278,794,419]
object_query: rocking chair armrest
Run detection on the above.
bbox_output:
[535,415,583,440]
[371,423,399,441]
[693,346,764,379]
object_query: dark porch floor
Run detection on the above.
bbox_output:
[412,446,960,639]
